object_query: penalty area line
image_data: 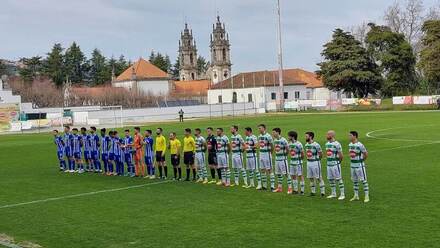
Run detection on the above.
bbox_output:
[0,181,170,210]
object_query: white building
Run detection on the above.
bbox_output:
[0,78,21,104]
[112,58,171,95]
[207,68,345,108]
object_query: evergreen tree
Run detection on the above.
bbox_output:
[316,29,382,98]
[116,55,129,76]
[0,60,7,76]
[18,56,43,83]
[366,23,418,96]
[419,20,440,93]
[43,43,65,86]
[64,42,86,84]
[170,58,180,80]
[149,51,171,73]
[89,48,110,85]
[197,56,209,76]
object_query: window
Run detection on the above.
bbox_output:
[248,93,253,102]
[223,70,228,78]
[190,53,194,64]
[232,92,238,103]
[222,48,226,60]
[295,91,300,99]
[284,92,288,99]
[306,91,311,100]
[191,73,195,80]
[218,95,223,103]
[271,92,276,100]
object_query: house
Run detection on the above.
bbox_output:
[207,68,345,107]
[112,58,171,95]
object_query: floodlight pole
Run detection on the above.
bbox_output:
[276,0,285,111]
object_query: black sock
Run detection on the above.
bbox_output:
[210,168,216,179]
[192,169,197,180]
[159,166,163,177]
[164,166,168,177]
[217,169,222,179]
[186,168,190,180]
[173,167,177,178]
[178,167,182,178]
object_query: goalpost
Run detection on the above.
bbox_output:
[86,105,123,128]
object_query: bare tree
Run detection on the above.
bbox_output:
[349,21,371,47]
[384,1,405,33]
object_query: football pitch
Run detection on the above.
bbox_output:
[1,111,439,247]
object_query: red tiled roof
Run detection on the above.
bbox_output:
[115,58,168,81]
[211,68,323,89]
[172,80,210,96]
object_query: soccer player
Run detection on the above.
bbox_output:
[244,127,260,188]
[169,132,182,180]
[155,128,167,179]
[230,125,248,187]
[304,132,325,196]
[257,124,275,191]
[53,130,66,171]
[348,131,370,203]
[325,130,345,200]
[272,128,291,193]
[123,129,135,177]
[63,126,75,172]
[287,131,305,195]
[108,131,116,175]
[100,128,111,175]
[133,127,145,177]
[183,128,196,181]
[113,131,124,176]
[194,128,208,183]
[216,128,231,186]
[144,130,155,179]
[89,127,101,173]
[206,127,219,183]
[72,128,84,173]
[81,127,92,172]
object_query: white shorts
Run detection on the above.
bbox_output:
[327,165,342,180]
[195,152,205,169]
[351,166,367,181]
[275,160,288,175]
[246,156,258,170]
[231,153,243,169]
[259,152,273,170]
[216,153,229,168]
[307,161,322,179]
[289,164,303,176]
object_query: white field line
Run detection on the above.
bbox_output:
[0,240,22,248]
[366,125,440,152]
[0,181,170,210]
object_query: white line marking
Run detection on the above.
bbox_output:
[0,181,170,210]
[0,240,22,248]
[366,125,440,152]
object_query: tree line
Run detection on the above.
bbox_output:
[317,0,440,97]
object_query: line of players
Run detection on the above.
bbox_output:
[53,124,370,203]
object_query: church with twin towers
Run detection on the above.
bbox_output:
[178,15,231,84]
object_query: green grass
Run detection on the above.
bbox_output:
[1,111,440,247]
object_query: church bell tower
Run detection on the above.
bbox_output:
[210,16,232,84]
[179,23,198,81]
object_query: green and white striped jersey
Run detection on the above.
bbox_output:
[325,141,342,166]
[304,142,322,161]
[245,135,257,158]
[274,137,288,161]
[349,142,367,168]
[288,141,303,165]
[216,135,229,154]
[258,133,273,154]
[195,136,206,153]
[230,134,244,154]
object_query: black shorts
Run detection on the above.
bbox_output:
[156,151,165,162]
[171,154,180,167]
[208,153,217,165]
[183,152,194,165]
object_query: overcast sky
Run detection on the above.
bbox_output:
[1,0,439,72]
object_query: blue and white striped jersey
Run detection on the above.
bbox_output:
[54,135,64,152]
[89,134,100,152]
[63,133,73,148]
[144,136,154,158]
[72,134,82,153]
[82,134,91,152]
[123,136,133,154]
[101,135,111,153]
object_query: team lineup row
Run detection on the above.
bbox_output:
[53,124,370,203]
